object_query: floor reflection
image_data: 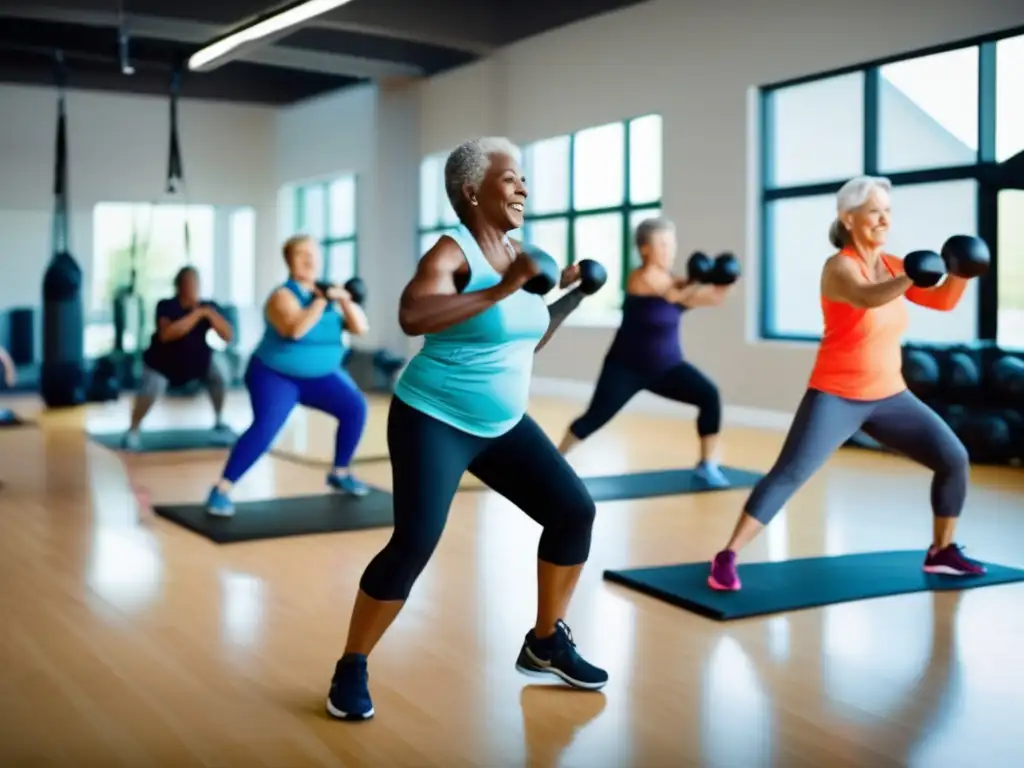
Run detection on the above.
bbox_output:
[219,570,266,649]
[86,527,163,613]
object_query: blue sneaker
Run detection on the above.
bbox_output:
[326,654,375,721]
[205,487,235,517]
[515,620,608,690]
[695,460,730,488]
[327,472,370,497]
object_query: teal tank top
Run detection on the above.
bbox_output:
[252,280,344,379]
[394,225,550,437]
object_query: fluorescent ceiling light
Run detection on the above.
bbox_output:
[188,0,354,72]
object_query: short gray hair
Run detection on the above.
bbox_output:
[828,175,892,248]
[634,216,675,251]
[444,137,522,220]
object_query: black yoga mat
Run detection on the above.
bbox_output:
[89,427,236,453]
[153,488,394,544]
[603,550,1024,620]
[583,466,763,502]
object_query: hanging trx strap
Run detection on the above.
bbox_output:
[167,68,191,261]
[52,50,70,256]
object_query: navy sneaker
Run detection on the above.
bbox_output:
[326,654,375,721]
[515,620,608,690]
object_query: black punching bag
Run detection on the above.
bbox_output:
[40,64,86,408]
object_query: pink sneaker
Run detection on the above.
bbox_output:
[923,543,986,576]
[708,550,741,591]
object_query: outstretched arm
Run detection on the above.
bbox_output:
[822,254,912,309]
[882,254,967,311]
[667,282,732,308]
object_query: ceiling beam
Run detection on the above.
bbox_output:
[311,19,494,56]
[0,5,424,80]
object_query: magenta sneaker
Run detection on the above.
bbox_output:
[708,550,741,591]
[923,543,987,576]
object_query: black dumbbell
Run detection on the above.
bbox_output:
[521,245,560,295]
[941,235,990,278]
[687,251,714,283]
[903,250,946,288]
[343,277,367,305]
[577,259,607,295]
[709,252,741,286]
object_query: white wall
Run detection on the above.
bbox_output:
[0,84,277,359]
[274,80,419,352]
[409,0,1022,414]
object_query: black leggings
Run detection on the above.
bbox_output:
[570,359,722,440]
[745,388,970,525]
[358,396,597,602]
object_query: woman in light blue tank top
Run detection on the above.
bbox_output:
[204,235,371,517]
[325,138,610,722]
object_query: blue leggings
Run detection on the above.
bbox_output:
[221,356,368,483]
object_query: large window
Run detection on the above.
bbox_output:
[760,28,1024,349]
[88,202,255,357]
[294,175,358,284]
[416,114,664,323]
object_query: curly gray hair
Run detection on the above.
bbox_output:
[444,137,522,220]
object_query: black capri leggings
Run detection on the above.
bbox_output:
[358,396,597,602]
[744,388,970,525]
[570,359,722,441]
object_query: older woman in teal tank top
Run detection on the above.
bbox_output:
[324,137,609,722]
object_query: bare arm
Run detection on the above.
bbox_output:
[821,255,913,309]
[265,288,328,340]
[0,345,14,386]
[668,282,731,308]
[338,296,369,336]
[629,269,729,308]
[203,304,235,343]
[399,237,522,336]
[882,254,967,312]
[157,305,207,343]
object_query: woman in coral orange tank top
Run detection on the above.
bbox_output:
[708,176,987,592]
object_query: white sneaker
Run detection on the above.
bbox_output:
[123,430,142,451]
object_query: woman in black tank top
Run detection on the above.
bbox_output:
[558,217,734,487]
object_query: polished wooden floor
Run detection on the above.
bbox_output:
[2,391,1024,767]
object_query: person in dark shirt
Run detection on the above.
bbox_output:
[123,266,234,450]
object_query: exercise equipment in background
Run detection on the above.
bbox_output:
[602,550,1024,621]
[8,308,35,367]
[849,342,1024,466]
[40,52,87,409]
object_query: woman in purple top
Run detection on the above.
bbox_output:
[558,217,733,486]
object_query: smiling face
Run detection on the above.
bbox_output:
[472,152,527,232]
[842,186,891,248]
[639,228,677,269]
[285,237,320,283]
